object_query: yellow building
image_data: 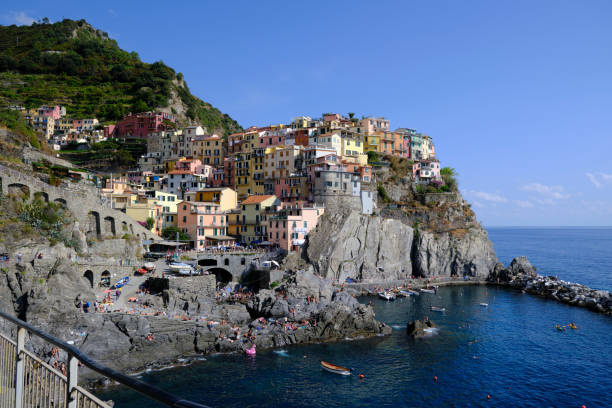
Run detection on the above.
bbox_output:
[264,145,303,180]
[363,132,381,153]
[234,128,265,198]
[194,187,238,212]
[340,133,364,158]
[238,195,280,244]
[125,199,161,234]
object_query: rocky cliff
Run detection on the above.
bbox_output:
[306,191,497,282]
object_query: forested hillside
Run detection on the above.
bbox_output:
[0,19,241,135]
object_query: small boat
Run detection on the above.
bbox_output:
[321,361,351,376]
[420,288,435,294]
[398,290,414,297]
[113,277,129,289]
[479,303,488,307]
[408,290,420,296]
[245,345,256,355]
[135,268,148,276]
[378,291,396,301]
[169,262,192,271]
[143,262,156,271]
[569,323,577,329]
[430,306,445,312]
[177,267,198,276]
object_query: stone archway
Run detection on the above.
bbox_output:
[87,211,101,238]
[208,267,233,285]
[100,270,111,287]
[121,221,128,232]
[198,259,218,267]
[103,216,116,236]
[7,183,30,200]
[33,191,49,202]
[54,198,67,207]
[83,270,94,288]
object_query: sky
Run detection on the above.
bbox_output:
[4,1,612,226]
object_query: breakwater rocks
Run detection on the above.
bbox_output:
[407,318,437,338]
[489,257,611,315]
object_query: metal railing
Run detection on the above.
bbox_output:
[0,310,210,408]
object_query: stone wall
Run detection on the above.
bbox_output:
[0,164,157,241]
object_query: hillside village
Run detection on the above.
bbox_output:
[6,105,445,254]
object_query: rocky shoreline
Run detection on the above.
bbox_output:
[489,257,612,315]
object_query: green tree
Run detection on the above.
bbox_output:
[145,217,155,230]
[161,226,190,242]
[440,167,458,191]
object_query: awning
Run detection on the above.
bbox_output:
[204,235,237,241]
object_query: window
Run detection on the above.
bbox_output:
[182,216,186,222]
[183,205,187,210]
[304,221,307,228]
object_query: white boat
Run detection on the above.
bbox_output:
[479,303,489,307]
[177,267,198,276]
[321,361,351,376]
[169,262,191,271]
[398,290,413,297]
[378,291,396,301]
[430,306,445,312]
[420,288,436,294]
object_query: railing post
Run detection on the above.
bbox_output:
[66,355,78,408]
[14,327,25,408]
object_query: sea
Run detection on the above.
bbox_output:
[97,227,612,407]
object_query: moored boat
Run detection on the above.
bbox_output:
[420,288,435,294]
[479,303,488,307]
[113,276,129,289]
[321,361,351,376]
[430,306,445,312]
[169,262,192,271]
[378,291,396,301]
[398,290,413,297]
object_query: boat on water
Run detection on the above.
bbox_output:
[169,262,192,271]
[479,303,489,307]
[420,288,436,294]
[398,290,414,297]
[430,306,446,312]
[378,291,396,301]
[113,277,129,289]
[321,361,351,376]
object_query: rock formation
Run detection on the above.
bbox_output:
[489,257,611,315]
[306,191,497,282]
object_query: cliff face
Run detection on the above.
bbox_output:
[306,193,497,282]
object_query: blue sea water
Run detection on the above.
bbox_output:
[98,228,612,407]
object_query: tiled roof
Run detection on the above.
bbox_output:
[241,195,276,205]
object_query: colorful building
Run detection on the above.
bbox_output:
[114,111,176,138]
[238,195,280,244]
[266,204,325,252]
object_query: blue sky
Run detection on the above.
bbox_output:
[4,1,612,226]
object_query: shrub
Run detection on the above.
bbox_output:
[377,184,392,203]
[270,281,280,288]
[29,135,41,149]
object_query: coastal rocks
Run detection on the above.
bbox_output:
[488,257,612,315]
[407,318,437,338]
[306,208,497,282]
[306,210,414,282]
[412,227,496,278]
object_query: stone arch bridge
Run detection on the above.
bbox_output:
[0,164,157,241]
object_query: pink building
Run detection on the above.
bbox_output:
[115,112,176,138]
[177,201,232,250]
[37,105,63,120]
[266,203,325,252]
[104,124,116,138]
[412,159,441,182]
[260,129,287,148]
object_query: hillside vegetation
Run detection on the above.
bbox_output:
[0,19,242,135]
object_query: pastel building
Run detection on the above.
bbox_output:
[177,201,232,249]
[191,134,224,166]
[114,111,176,138]
[238,195,280,244]
[412,159,441,182]
[267,204,325,252]
[194,187,238,211]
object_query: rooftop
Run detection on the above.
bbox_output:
[241,195,277,205]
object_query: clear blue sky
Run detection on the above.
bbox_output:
[4,1,612,226]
